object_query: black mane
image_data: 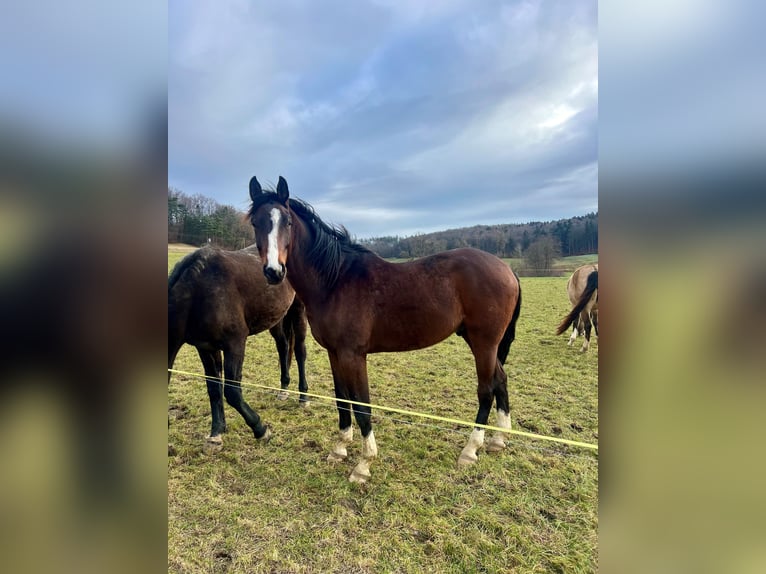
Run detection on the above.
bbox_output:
[248,192,374,289]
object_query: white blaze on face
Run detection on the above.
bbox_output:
[266,208,282,272]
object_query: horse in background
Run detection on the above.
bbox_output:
[247,176,522,484]
[557,264,598,352]
[168,245,309,452]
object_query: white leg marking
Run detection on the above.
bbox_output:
[349,431,378,484]
[568,324,578,345]
[580,337,590,353]
[340,426,353,443]
[361,431,378,459]
[266,208,282,272]
[327,426,353,463]
[458,428,485,466]
[487,410,511,453]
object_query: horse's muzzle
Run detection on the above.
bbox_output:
[263,264,286,285]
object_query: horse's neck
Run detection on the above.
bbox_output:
[285,211,328,305]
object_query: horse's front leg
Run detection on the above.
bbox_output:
[327,362,353,462]
[329,351,377,484]
[347,356,377,484]
[349,422,378,484]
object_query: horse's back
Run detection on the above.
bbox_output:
[416,247,516,293]
[381,248,516,302]
[168,246,294,346]
[357,248,518,352]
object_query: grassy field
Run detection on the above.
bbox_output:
[356,254,598,276]
[168,247,598,573]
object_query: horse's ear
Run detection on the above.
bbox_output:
[276,176,290,204]
[249,176,263,202]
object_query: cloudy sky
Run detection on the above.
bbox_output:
[169,0,597,238]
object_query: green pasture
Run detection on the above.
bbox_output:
[168,247,598,573]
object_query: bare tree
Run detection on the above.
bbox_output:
[524,236,560,276]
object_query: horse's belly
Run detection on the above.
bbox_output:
[368,315,457,353]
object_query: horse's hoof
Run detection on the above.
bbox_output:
[457,452,478,466]
[277,390,289,401]
[299,400,311,409]
[349,466,371,484]
[257,428,273,443]
[203,435,223,454]
[327,451,346,463]
[486,439,506,453]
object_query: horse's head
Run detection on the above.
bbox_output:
[248,175,292,285]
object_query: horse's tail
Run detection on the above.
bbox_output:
[497,272,522,365]
[556,270,598,335]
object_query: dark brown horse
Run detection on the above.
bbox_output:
[168,245,309,452]
[556,264,598,352]
[247,176,522,483]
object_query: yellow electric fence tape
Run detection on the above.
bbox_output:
[168,368,598,451]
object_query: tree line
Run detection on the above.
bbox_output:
[168,188,254,249]
[168,188,597,266]
[359,214,598,261]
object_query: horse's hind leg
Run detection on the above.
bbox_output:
[270,324,291,401]
[167,338,184,454]
[591,310,599,337]
[294,317,309,406]
[223,339,271,442]
[486,361,511,453]
[580,311,592,353]
[198,349,226,453]
[168,338,183,384]
[458,348,496,466]
[568,319,580,346]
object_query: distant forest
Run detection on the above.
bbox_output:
[168,187,254,249]
[168,187,598,260]
[360,215,597,259]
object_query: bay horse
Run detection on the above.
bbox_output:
[556,264,598,352]
[168,245,309,452]
[247,176,522,483]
